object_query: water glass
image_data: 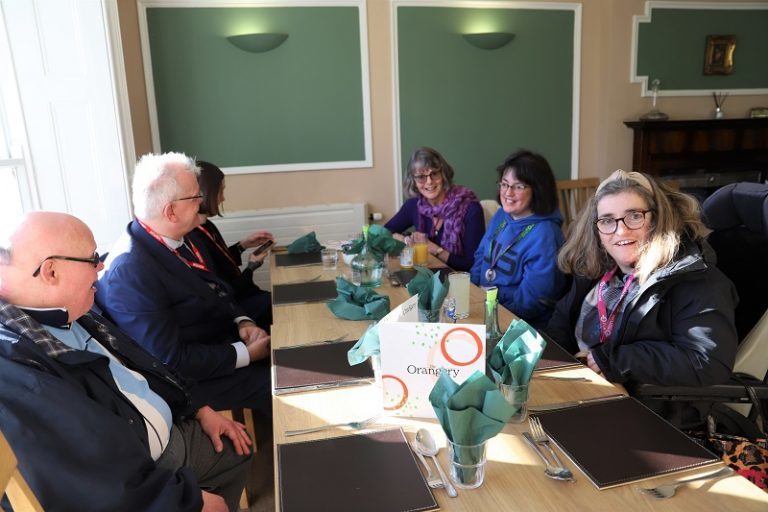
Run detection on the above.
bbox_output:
[447,272,470,319]
[447,439,488,489]
[411,232,428,266]
[321,248,338,270]
[499,383,529,423]
[399,245,414,269]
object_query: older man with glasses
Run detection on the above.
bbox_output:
[95,152,272,420]
[0,211,251,511]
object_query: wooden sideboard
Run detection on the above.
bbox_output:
[624,119,768,185]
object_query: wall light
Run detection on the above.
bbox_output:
[226,33,288,53]
[462,32,515,50]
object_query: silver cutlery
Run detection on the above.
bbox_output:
[414,429,458,497]
[528,393,625,412]
[281,274,322,286]
[533,375,591,382]
[409,441,444,488]
[639,467,732,499]
[529,417,574,481]
[522,432,574,482]
[288,333,350,349]
[283,414,380,437]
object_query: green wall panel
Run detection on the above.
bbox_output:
[637,8,768,90]
[147,7,365,167]
[398,7,574,201]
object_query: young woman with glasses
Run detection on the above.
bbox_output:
[544,170,738,427]
[470,150,569,328]
[384,147,484,271]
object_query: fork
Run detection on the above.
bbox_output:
[409,441,444,488]
[529,416,572,477]
[284,414,380,437]
[639,467,732,499]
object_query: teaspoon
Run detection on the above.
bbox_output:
[414,429,458,497]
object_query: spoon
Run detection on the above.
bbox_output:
[522,432,575,482]
[414,429,458,497]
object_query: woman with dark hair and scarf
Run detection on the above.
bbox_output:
[385,147,484,271]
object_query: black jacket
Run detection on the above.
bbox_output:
[0,303,202,511]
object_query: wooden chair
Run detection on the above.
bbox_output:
[1,431,44,512]
[480,199,500,229]
[556,177,600,234]
[218,408,257,511]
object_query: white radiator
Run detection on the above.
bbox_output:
[213,202,367,289]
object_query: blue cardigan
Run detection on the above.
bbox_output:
[470,209,568,328]
[384,197,484,271]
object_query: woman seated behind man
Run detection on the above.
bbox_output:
[471,150,568,329]
[385,147,484,271]
[186,160,274,330]
[544,170,738,426]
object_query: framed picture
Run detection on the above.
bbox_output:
[703,35,736,75]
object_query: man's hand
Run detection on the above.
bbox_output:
[201,490,228,512]
[586,351,604,376]
[196,406,252,456]
[239,321,270,361]
[240,231,274,249]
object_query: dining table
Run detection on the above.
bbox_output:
[268,250,768,511]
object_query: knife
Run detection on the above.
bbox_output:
[528,394,625,412]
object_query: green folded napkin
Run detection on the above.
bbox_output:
[406,267,448,322]
[327,276,390,321]
[487,318,547,387]
[286,231,323,254]
[342,225,405,259]
[347,323,379,365]
[429,371,516,482]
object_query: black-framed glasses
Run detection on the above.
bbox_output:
[32,252,101,277]
[413,169,442,184]
[172,193,203,202]
[497,181,530,193]
[595,210,653,235]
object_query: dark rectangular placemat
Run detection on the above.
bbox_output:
[537,396,719,489]
[278,428,438,512]
[536,337,581,371]
[273,280,337,306]
[273,340,373,393]
[392,267,451,286]
[275,252,322,267]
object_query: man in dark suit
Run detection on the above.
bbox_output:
[95,152,271,416]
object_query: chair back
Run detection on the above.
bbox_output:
[701,182,768,381]
[479,199,500,229]
[1,431,44,511]
[556,177,599,234]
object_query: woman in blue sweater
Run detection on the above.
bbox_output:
[385,147,484,271]
[471,150,568,328]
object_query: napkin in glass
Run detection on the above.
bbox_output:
[286,231,323,254]
[429,371,515,481]
[327,276,390,321]
[487,318,547,387]
[405,267,448,322]
[347,323,379,366]
[341,225,405,260]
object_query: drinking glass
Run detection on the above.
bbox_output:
[499,383,529,423]
[411,232,428,266]
[447,272,470,319]
[321,248,338,270]
[447,439,488,489]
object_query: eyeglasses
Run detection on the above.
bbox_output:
[594,210,653,235]
[497,181,530,193]
[172,193,203,202]
[32,252,101,277]
[413,170,442,184]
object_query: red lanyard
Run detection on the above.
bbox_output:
[596,266,635,343]
[137,219,209,272]
[196,225,240,272]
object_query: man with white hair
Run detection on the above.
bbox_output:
[0,211,251,511]
[95,152,271,416]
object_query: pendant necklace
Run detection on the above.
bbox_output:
[485,222,535,282]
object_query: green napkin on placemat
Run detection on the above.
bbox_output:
[327,277,390,321]
[406,267,448,322]
[429,371,515,483]
[347,323,380,365]
[342,225,405,259]
[286,231,323,254]
[488,319,547,387]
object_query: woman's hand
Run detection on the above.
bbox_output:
[195,406,252,456]
[240,231,274,249]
